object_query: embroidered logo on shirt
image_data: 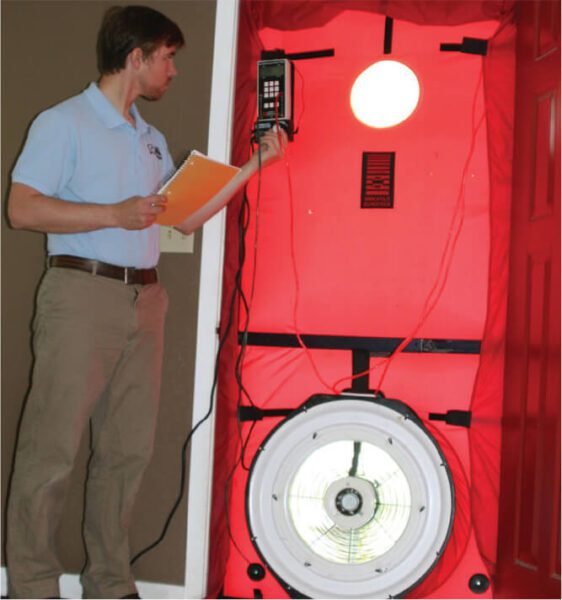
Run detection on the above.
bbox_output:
[147,144,162,160]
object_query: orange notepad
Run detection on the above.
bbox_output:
[156,151,241,226]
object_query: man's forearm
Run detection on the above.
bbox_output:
[174,161,258,236]
[8,183,116,233]
[8,182,166,233]
[174,128,287,236]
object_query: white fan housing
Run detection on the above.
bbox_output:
[246,395,454,599]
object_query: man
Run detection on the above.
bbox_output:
[6,5,285,599]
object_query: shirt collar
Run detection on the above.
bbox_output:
[129,103,150,134]
[84,82,150,134]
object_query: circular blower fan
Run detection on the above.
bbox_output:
[246,394,454,599]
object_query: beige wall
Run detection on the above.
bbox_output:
[1,0,216,586]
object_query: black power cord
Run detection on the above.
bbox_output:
[224,142,265,560]
[131,143,264,567]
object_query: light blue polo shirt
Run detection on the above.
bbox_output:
[12,82,175,268]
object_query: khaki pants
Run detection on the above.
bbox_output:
[6,267,168,599]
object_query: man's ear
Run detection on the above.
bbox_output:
[126,47,144,70]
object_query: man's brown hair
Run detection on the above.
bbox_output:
[97,5,184,75]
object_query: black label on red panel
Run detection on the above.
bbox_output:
[361,152,395,209]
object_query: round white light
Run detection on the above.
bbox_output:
[246,395,454,599]
[350,60,420,128]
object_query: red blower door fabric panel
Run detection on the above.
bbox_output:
[210,2,514,598]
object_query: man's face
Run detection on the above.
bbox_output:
[138,44,178,101]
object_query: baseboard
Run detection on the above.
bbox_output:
[1,566,186,599]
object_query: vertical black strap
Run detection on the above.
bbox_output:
[351,349,371,393]
[384,17,393,54]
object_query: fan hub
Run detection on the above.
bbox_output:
[336,487,363,515]
[324,476,376,530]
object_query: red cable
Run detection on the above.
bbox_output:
[333,67,486,394]
[285,150,340,394]
[276,93,339,394]
[264,65,485,396]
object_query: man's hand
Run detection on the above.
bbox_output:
[250,127,288,170]
[112,194,167,230]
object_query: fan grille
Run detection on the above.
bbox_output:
[288,440,411,564]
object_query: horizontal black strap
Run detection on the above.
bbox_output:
[238,406,294,422]
[440,37,488,56]
[429,410,472,428]
[239,332,481,355]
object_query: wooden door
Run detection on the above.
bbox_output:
[495,1,561,598]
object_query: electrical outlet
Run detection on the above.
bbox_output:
[160,226,194,253]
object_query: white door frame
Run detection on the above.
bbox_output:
[183,0,240,597]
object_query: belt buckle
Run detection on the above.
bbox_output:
[124,267,131,284]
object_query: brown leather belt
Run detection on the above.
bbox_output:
[48,255,158,285]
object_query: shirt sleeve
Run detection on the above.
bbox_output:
[11,108,75,196]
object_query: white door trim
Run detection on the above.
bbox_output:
[183,1,240,598]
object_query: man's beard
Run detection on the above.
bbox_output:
[141,81,171,101]
[141,89,165,101]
